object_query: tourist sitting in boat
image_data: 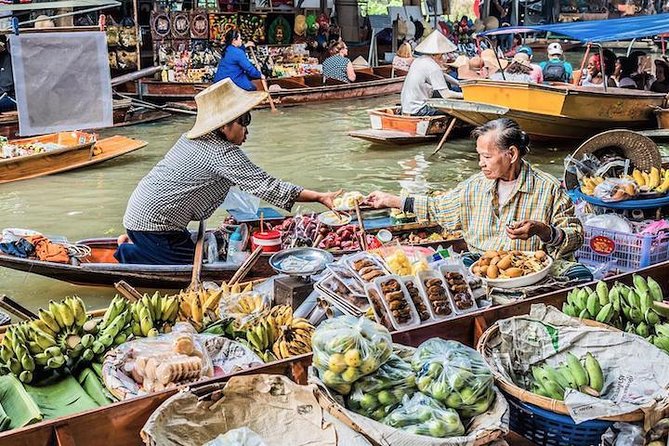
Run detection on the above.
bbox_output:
[503,34,522,57]
[540,42,572,83]
[322,40,356,83]
[579,54,616,88]
[115,79,340,265]
[650,59,669,93]
[400,30,462,116]
[392,42,414,73]
[490,53,534,83]
[614,56,637,89]
[0,36,15,112]
[629,50,654,90]
[213,29,262,91]
[515,46,543,83]
[365,118,584,261]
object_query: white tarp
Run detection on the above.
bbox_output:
[9,31,113,136]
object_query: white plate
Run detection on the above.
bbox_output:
[469,253,554,289]
[318,211,352,227]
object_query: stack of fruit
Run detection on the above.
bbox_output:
[528,353,604,401]
[384,393,465,438]
[580,167,669,197]
[562,276,669,352]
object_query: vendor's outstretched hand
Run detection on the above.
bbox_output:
[365,191,401,209]
[506,220,552,243]
[319,189,343,209]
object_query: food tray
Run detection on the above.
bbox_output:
[316,274,370,312]
[469,252,553,289]
[364,283,393,329]
[343,252,390,284]
[326,263,365,295]
[371,275,420,330]
[439,264,478,314]
[400,276,432,323]
[316,284,366,317]
[416,270,456,320]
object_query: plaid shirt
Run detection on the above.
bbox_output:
[411,161,583,259]
[123,133,303,232]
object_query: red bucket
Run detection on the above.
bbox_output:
[251,230,282,253]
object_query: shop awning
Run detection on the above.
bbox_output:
[480,13,669,42]
[0,0,120,12]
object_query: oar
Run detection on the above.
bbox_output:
[249,47,278,112]
[114,280,142,302]
[430,117,458,156]
[189,220,207,292]
[0,295,37,322]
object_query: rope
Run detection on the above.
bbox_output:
[63,243,92,259]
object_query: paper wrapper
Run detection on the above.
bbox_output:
[141,374,364,446]
[488,304,669,425]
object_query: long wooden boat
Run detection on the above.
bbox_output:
[116,65,406,108]
[349,106,450,145]
[3,260,665,446]
[0,134,147,184]
[429,80,666,141]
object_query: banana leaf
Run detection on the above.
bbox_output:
[77,368,115,406]
[0,374,42,429]
[0,403,10,432]
[25,375,99,420]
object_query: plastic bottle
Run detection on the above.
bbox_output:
[226,227,244,263]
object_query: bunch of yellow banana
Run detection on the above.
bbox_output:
[178,287,230,332]
[580,176,605,196]
[226,290,268,328]
[628,167,669,193]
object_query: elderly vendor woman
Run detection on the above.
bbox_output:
[116,79,340,264]
[367,118,584,260]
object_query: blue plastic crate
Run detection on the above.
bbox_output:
[507,395,613,446]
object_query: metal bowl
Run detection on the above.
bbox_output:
[269,247,335,276]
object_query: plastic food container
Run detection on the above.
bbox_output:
[400,276,432,323]
[468,252,553,289]
[439,264,478,315]
[319,274,370,312]
[344,252,390,284]
[372,275,420,330]
[326,263,365,295]
[364,284,393,329]
[416,270,456,320]
[251,230,282,253]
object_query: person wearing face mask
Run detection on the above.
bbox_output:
[213,28,262,91]
[366,118,583,260]
[115,79,340,264]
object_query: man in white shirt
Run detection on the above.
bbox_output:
[400,30,462,116]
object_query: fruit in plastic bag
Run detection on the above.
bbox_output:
[346,354,417,420]
[312,316,393,391]
[384,393,465,438]
[411,338,494,418]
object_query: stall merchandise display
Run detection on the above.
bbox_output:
[155,39,219,83]
[0,138,64,159]
[106,17,138,71]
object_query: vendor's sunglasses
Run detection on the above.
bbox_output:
[236,112,251,127]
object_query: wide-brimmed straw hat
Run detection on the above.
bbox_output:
[483,16,499,30]
[511,52,531,67]
[447,54,469,68]
[458,56,485,79]
[415,30,457,55]
[564,130,661,190]
[481,48,509,71]
[186,79,267,139]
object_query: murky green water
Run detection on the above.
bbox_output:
[0,96,584,312]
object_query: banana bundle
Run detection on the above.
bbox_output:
[242,305,315,362]
[178,282,252,332]
[579,176,605,196]
[530,353,604,401]
[628,167,669,193]
[562,275,669,353]
[129,293,179,338]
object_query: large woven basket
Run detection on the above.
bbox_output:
[475,320,644,423]
[564,129,661,191]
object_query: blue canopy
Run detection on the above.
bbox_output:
[480,13,669,42]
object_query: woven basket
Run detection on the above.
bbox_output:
[475,320,644,423]
[564,130,661,191]
[656,109,669,129]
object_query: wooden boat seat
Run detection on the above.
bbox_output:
[354,72,384,82]
[266,78,306,89]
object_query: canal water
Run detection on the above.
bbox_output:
[0,94,617,312]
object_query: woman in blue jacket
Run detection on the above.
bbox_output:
[213,29,262,91]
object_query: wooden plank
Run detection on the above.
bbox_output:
[348,129,438,145]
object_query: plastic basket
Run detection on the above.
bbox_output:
[576,225,669,272]
[507,395,613,446]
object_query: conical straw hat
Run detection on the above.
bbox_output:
[415,30,456,55]
[186,79,268,139]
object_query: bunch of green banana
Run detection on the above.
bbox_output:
[244,318,277,356]
[0,324,35,383]
[129,292,179,338]
[90,296,133,358]
[531,352,604,401]
[562,275,669,352]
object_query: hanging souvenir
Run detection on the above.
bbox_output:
[150,11,171,40]
[267,15,291,45]
[218,0,239,13]
[108,51,118,69]
[116,49,138,70]
[119,26,138,48]
[316,12,329,30]
[209,13,238,42]
[238,13,266,43]
[171,11,191,39]
[305,14,318,36]
[106,24,120,46]
[190,11,209,38]
[294,14,307,37]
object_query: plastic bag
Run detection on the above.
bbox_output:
[312,315,393,393]
[584,213,633,233]
[383,392,465,438]
[593,178,638,202]
[221,186,260,215]
[346,354,417,420]
[218,290,271,330]
[203,428,267,446]
[411,338,495,418]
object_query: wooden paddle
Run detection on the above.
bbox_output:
[249,47,278,112]
[0,295,37,322]
[430,117,458,156]
[189,220,207,292]
[114,280,142,302]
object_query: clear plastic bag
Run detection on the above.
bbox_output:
[383,392,465,438]
[593,178,638,202]
[221,186,260,215]
[411,338,495,419]
[218,291,272,330]
[312,315,393,392]
[346,354,417,420]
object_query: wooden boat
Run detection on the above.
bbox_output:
[0,222,467,288]
[3,260,665,445]
[116,65,406,108]
[0,134,147,184]
[349,107,451,145]
[429,80,666,141]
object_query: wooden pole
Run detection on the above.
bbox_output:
[430,117,458,156]
[249,47,278,112]
[188,220,207,292]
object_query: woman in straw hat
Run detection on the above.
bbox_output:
[490,52,533,83]
[400,30,462,116]
[115,79,340,265]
